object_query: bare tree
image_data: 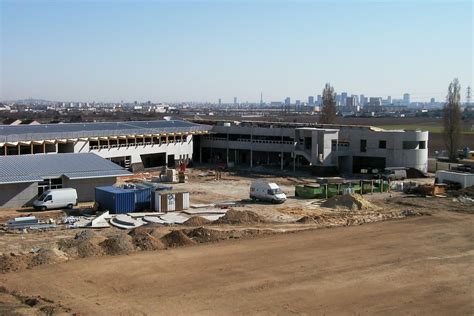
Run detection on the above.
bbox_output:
[320,83,337,124]
[443,78,462,162]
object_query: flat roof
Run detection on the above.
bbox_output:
[0,153,131,184]
[0,119,211,142]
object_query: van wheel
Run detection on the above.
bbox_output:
[40,206,46,211]
[67,204,74,209]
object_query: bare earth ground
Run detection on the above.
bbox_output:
[0,169,473,315]
[1,210,473,315]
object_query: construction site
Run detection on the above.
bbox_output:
[0,164,473,315]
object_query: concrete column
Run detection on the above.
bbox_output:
[281,135,284,170]
[199,140,202,164]
[226,133,229,165]
[31,143,34,154]
[17,144,20,155]
[250,128,253,168]
[293,153,296,173]
[43,143,46,153]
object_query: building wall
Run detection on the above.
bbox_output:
[62,176,117,202]
[79,135,194,165]
[0,182,38,208]
[203,124,429,173]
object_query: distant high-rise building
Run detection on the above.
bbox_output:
[317,95,322,105]
[360,94,366,106]
[387,96,392,104]
[346,96,357,107]
[368,97,382,107]
[260,92,263,106]
[430,97,435,104]
[284,97,291,106]
[403,93,410,105]
[341,92,348,101]
[218,98,222,106]
[308,96,314,105]
[233,97,237,105]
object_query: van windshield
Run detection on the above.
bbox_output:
[267,188,282,195]
[38,192,47,201]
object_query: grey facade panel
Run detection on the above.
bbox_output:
[63,176,117,202]
[0,182,38,208]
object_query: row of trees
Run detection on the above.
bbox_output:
[318,79,463,162]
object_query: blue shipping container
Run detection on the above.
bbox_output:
[95,186,135,214]
[134,186,153,212]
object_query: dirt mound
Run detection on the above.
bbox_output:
[321,194,377,211]
[76,241,105,258]
[0,253,32,273]
[129,228,166,251]
[457,186,474,198]
[100,234,135,255]
[160,230,197,248]
[214,209,265,225]
[185,227,228,243]
[296,216,316,224]
[183,216,211,226]
[74,230,98,241]
[29,249,68,267]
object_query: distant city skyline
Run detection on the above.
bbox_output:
[1,0,472,103]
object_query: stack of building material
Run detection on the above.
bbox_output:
[6,216,56,230]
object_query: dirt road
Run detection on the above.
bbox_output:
[2,211,473,315]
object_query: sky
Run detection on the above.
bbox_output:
[1,0,473,103]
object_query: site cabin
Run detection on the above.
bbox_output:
[33,188,78,211]
[250,181,287,204]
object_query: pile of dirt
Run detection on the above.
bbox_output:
[185,227,228,243]
[296,216,316,224]
[214,209,265,225]
[0,253,32,273]
[456,186,474,198]
[29,249,68,267]
[129,227,166,251]
[321,194,377,211]
[160,230,197,248]
[76,241,105,258]
[183,216,211,226]
[99,234,135,255]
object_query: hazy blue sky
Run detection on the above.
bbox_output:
[1,0,472,103]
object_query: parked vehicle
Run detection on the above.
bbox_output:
[250,181,286,204]
[374,168,407,181]
[33,188,78,211]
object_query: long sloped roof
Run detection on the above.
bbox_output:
[0,119,211,142]
[0,153,131,184]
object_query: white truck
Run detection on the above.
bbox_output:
[250,181,287,204]
[33,188,78,211]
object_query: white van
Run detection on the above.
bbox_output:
[381,168,407,180]
[250,181,287,204]
[33,188,78,211]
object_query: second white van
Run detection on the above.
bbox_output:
[250,181,287,204]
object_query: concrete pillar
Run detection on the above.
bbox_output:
[31,143,34,154]
[293,153,296,173]
[226,133,229,165]
[199,140,202,164]
[43,142,46,153]
[17,144,20,155]
[281,135,284,170]
[250,128,253,168]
